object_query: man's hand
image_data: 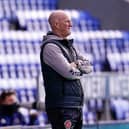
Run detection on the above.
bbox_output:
[76,60,93,74]
[70,62,77,68]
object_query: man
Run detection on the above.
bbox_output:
[40,10,92,129]
[0,90,26,126]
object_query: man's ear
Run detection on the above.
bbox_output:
[55,20,60,29]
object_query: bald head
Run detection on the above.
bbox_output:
[48,10,72,38]
[48,10,68,28]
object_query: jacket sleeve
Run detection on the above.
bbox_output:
[75,49,93,74]
[42,43,82,80]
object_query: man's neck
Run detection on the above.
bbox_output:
[52,31,67,39]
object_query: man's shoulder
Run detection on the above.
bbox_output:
[41,40,62,52]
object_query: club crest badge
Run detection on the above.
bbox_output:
[64,120,72,129]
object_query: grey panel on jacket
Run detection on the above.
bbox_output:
[42,43,82,80]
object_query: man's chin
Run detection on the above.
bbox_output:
[68,31,71,35]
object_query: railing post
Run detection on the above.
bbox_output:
[105,74,111,120]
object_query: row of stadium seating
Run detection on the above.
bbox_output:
[0,0,57,18]
[1,77,129,123]
[0,64,40,78]
[1,30,129,76]
[0,10,100,31]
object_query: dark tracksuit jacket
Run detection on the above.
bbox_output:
[40,32,92,129]
[40,32,87,109]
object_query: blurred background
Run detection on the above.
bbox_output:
[1,0,129,129]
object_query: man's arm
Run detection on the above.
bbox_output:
[75,49,93,74]
[42,43,82,79]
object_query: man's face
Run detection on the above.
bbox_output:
[57,14,72,37]
[3,94,17,105]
